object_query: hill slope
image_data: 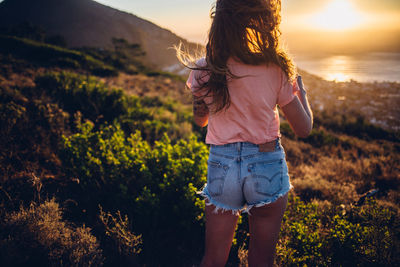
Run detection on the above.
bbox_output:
[0,0,199,69]
[0,33,399,265]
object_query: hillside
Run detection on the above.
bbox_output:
[0,0,200,69]
[0,35,399,265]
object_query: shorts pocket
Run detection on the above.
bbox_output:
[207,160,229,197]
[247,159,283,196]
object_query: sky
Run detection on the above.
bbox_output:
[93,0,214,43]
[1,0,398,53]
[91,0,400,45]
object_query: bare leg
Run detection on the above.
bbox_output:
[247,193,288,267]
[200,201,239,267]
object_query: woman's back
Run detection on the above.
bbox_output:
[180,1,313,265]
[187,57,299,145]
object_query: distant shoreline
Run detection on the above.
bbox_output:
[298,69,400,133]
[294,52,400,84]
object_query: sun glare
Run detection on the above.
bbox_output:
[308,0,366,31]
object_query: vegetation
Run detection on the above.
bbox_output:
[0,23,184,81]
[0,30,399,266]
[0,199,104,266]
[77,37,146,75]
[0,21,67,47]
[275,195,399,266]
[0,34,117,77]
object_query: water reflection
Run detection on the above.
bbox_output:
[294,53,400,83]
[326,72,351,82]
[322,56,353,82]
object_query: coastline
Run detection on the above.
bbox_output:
[294,52,400,84]
[298,69,400,132]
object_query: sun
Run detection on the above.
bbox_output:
[307,0,366,31]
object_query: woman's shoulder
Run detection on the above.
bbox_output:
[196,57,281,73]
[227,57,283,78]
[228,57,281,69]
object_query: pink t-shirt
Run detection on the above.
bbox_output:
[187,57,299,145]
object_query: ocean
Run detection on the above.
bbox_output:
[293,52,400,83]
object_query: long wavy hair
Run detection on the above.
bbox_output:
[178,0,296,114]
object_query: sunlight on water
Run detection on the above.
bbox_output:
[323,56,353,82]
[294,53,400,83]
[326,72,351,82]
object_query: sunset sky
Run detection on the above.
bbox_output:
[1,0,398,54]
[91,0,400,45]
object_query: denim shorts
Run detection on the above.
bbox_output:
[198,138,292,215]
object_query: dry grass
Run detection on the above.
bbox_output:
[0,198,104,266]
[99,73,192,105]
[98,206,142,257]
[238,243,248,267]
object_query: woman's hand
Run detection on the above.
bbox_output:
[193,95,209,127]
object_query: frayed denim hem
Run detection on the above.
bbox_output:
[197,185,244,216]
[197,183,294,216]
[244,183,294,215]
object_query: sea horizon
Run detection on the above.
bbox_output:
[293,51,400,84]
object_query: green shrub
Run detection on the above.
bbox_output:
[328,198,400,266]
[33,71,190,143]
[275,195,400,266]
[277,195,326,266]
[34,72,132,125]
[60,123,208,265]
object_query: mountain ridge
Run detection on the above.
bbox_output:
[0,0,200,69]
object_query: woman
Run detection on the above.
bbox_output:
[181,0,313,266]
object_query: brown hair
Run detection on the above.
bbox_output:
[178,0,296,114]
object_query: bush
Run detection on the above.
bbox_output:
[0,85,69,186]
[34,72,132,125]
[303,127,339,147]
[0,199,104,266]
[60,123,209,265]
[328,198,400,266]
[277,195,326,265]
[275,195,400,266]
[33,71,190,143]
[314,109,399,142]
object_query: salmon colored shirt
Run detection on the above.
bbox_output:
[187,57,300,145]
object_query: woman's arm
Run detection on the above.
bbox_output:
[281,76,313,138]
[193,95,209,127]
